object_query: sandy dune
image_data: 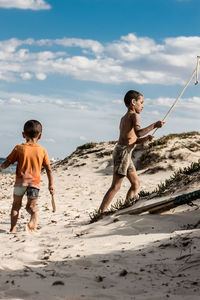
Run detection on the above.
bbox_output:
[0,134,200,300]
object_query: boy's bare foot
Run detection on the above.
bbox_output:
[28,212,38,231]
[10,226,17,233]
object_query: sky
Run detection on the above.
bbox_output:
[0,0,200,158]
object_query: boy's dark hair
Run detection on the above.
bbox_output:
[23,120,42,138]
[124,90,143,107]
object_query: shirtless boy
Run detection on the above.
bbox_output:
[0,120,54,232]
[99,90,164,212]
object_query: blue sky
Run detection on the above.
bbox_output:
[0,0,200,158]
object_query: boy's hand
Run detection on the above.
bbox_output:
[155,120,165,128]
[147,135,154,142]
[49,185,54,195]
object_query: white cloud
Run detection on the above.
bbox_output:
[145,96,200,121]
[54,38,104,56]
[35,73,46,80]
[0,0,51,10]
[0,38,23,53]
[55,99,64,105]
[9,97,22,104]
[112,99,123,104]
[107,33,162,60]
[80,136,87,141]
[150,110,160,116]
[0,90,117,157]
[0,90,199,158]
[45,138,56,143]
[155,97,175,107]
[20,72,32,80]
[0,34,199,85]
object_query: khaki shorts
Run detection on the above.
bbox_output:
[113,144,136,176]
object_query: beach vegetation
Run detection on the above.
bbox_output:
[189,143,197,148]
[137,131,200,169]
[90,197,140,223]
[108,141,117,145]
[137,151,161,169]
[89,198,136,223]
[149,131,199,148]
[140,159,200,197]
[169,146,180,152]
[77,142,97,150]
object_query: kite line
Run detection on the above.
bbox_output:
[152,56,200,136]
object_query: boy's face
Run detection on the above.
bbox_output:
[133,96,144,114]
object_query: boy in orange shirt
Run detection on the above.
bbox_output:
[0,120,54,232]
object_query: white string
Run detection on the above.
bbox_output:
[152,56,200,136]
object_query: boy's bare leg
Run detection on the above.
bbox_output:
[126,171,140,201]
[10,195,23,232]
[99,173,124,213]
[26,198,38,231]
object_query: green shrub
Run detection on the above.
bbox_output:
[77,142,97,150]
[169,146,180,152]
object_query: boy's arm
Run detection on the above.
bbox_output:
[136,135,154,144]
[43,164,54,195]
[133,114,164,137]
[0,159,11,172]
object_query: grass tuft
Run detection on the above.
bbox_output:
[77,142,97,151]
[89,197,139,223]
[89,209,104,223]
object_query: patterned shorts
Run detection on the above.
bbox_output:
[14,186,39,199]
[113,144,136,176]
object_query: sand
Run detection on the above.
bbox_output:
[0,139,200,300]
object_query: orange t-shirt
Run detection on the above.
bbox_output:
[7,143,50,189]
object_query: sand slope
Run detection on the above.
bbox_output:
[0,134,200,300]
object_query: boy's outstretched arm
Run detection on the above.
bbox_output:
[0,159,11,172]
[44,164,54,195]
[133,114,165,137]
